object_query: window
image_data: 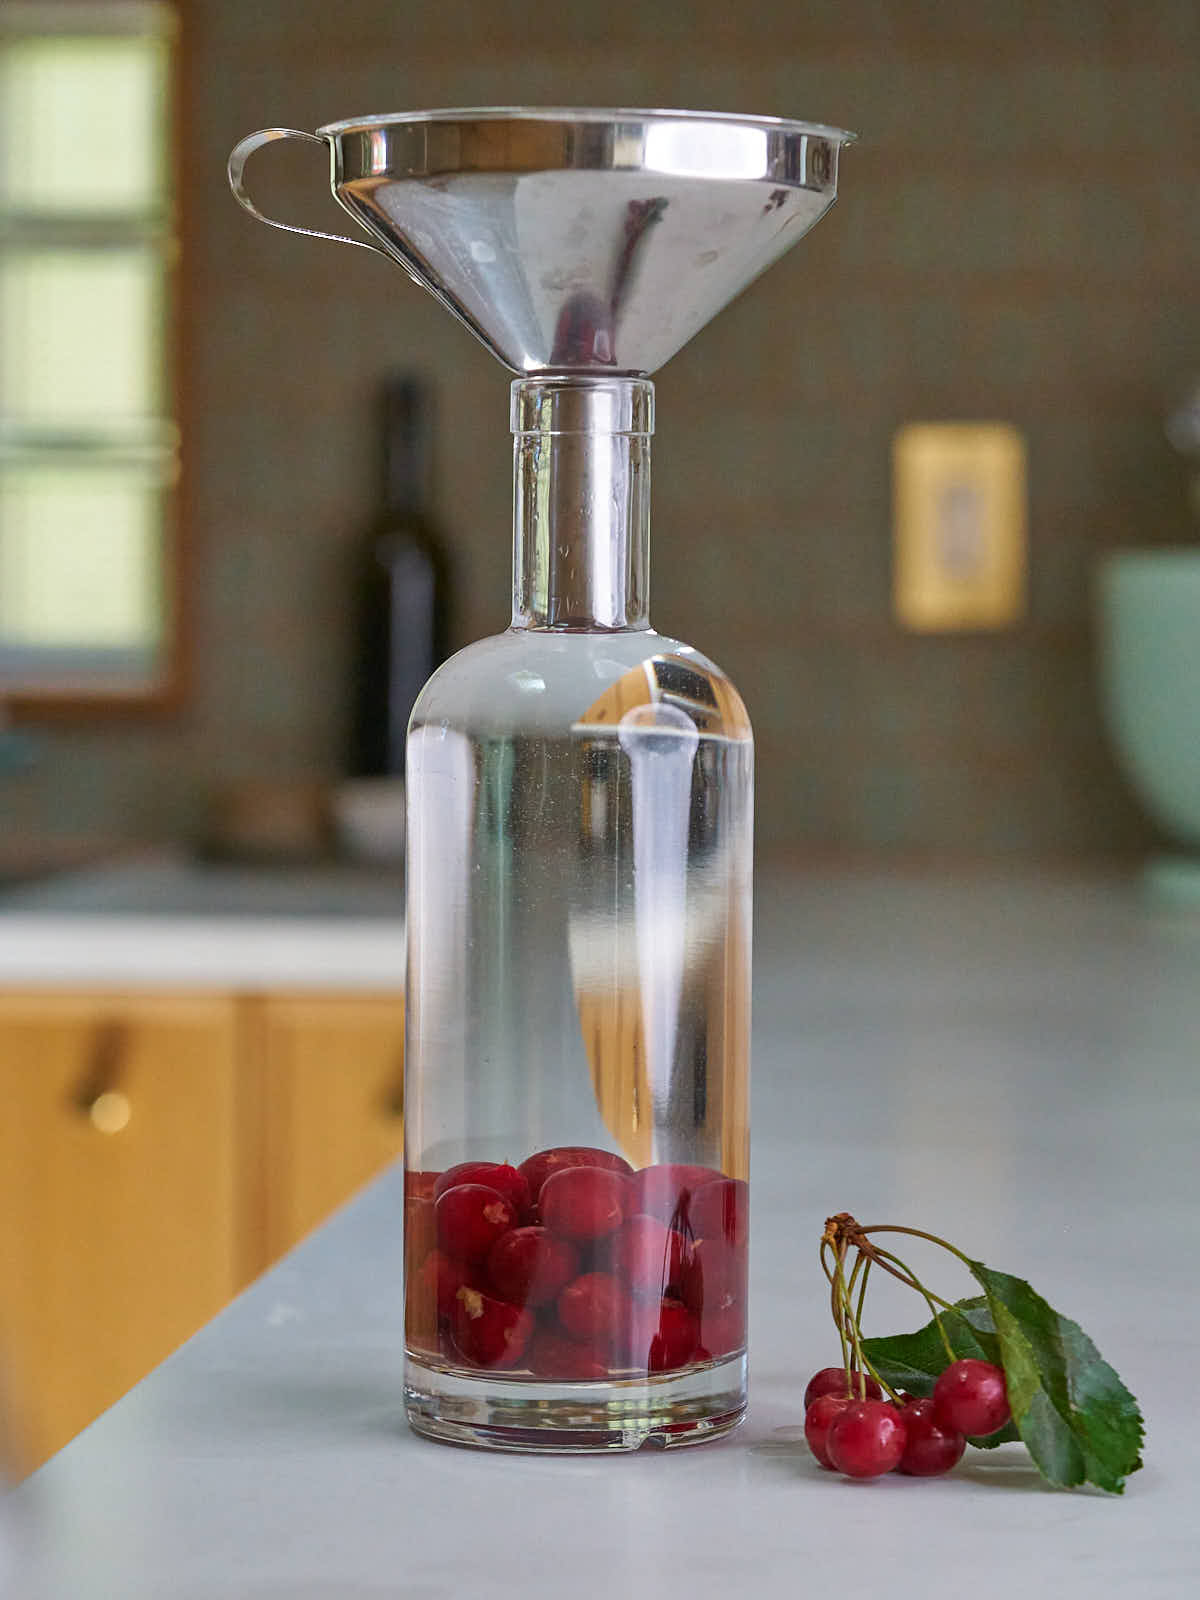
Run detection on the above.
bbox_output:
[0,2,178,705]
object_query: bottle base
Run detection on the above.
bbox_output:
[404,1351,747,1454]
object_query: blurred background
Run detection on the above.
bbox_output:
[1,0,1197,858]
[2,0,1199,1479]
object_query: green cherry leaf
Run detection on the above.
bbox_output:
[861,1297,1018,1448]
[862,1295,1000,1394]
[968,1261,1144,1494]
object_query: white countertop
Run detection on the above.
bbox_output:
[7,870,1199,1598]
[0,915,405,990]
[0,858,405,989]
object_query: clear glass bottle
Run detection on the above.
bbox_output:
[403,377,753,1451]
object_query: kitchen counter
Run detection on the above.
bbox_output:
[8,870,1199,1598]
[0,856,405,988]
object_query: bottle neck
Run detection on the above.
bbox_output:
[511,377,652,631]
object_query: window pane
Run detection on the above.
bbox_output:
[0,463,163,650]
[0,30,170,216]
[1,247,163,425]
[0,5,176,699]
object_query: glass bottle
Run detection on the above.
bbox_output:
[403,376,752,1451]
[349,375,448,778]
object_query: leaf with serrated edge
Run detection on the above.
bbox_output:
[862,1298,1019,1448]
[969,1261,1144,1494]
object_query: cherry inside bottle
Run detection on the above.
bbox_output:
[406,1146,749,1382]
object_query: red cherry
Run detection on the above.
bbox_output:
[518,1146,634,1205]
[632,1163,726,1226]
[688,1178,749,1250]
[450,1286,534,1368]
[645,1299,700,1373]
[803,1366,884,1410]
[540,1166,631,1242]
[697,1303,745,1358]
[805,1393,853,1469]
[827,1400,908,1478]
[432,1161,531,1218]
[601,1214,689,1301]
[486,1226,578,1307]
[680,1238,746,1320]
[418,1249,480,1321]
[527,1330,611,1382]
[435,1183,516,1263]
[681,1239,747,1356]
[897,1398,967,1476]
[404,1169,441,1201]
[932,1359,1011,1437]
[556,1271,633,1345]
[408,1250,480,1355]
[404,1196,436,1272]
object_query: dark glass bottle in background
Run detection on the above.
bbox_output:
[349,375,448,777]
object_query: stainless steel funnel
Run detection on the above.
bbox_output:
[229,107,853,376]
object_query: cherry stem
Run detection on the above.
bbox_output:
[845,1249,867,1311]
[839,1256,902,1404]
[858,1222,973,1266]
[870,1246,958,1365]
[854,1255,872,1335]
[853,1242,958,1309]
[844,1253,870,1399]
[827,1242,868,1399]
[817,1216,971,1407]
[821,1241,903,1404]
[820,1240,853,1383]
[834,1250,865,1398]
[856,1349,900,1405]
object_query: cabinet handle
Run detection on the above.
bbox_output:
[72,1022,133,1134]
[86,1090,133,1135]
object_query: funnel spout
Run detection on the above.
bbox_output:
[511,378,653,631]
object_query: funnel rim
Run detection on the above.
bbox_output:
[316,105,857,144]
[303,105,855,377]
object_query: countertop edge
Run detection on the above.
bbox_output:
[0,914,407,991]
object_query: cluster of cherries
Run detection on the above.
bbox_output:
[804,1358,1012,1479]
[405,1144,748,1380]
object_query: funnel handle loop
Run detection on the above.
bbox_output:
[227,128,390,258]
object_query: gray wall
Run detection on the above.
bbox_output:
[5,0,1199,858]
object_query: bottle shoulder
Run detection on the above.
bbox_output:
[412,629,750,739]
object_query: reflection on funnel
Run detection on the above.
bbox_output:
[618,702,700,1134]
[549,198,669,367]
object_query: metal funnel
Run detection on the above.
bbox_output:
[229,108,854,376]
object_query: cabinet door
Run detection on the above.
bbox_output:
[255,995,405,1263]
[0,993,242,1471]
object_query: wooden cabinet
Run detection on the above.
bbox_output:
[0,994,244,1470]
[253,995,406,1262]
[0,989,404,1474]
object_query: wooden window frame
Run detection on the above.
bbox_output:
[2,1,188,722]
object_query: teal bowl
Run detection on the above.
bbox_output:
[1098,550,1200,850]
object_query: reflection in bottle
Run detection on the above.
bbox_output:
[618,702,700,1146]
[405,722,476,1162]
[568,655,752,1173]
